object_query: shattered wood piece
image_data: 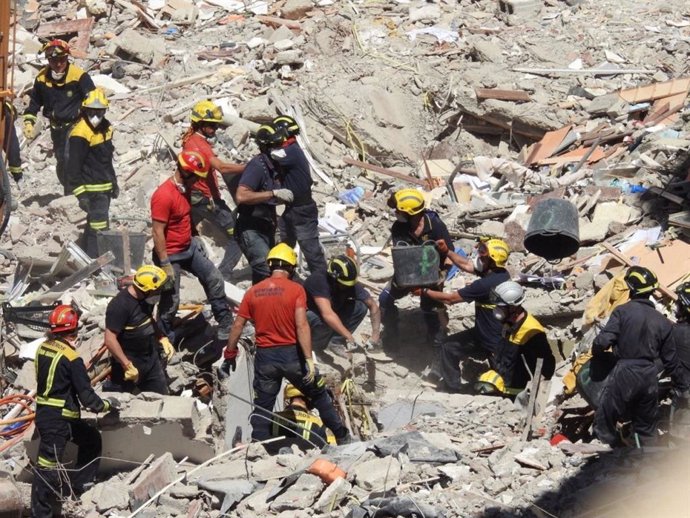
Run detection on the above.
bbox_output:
[513,67,655,76]
[618,77,690,103]
[524,125,573,165]
[256,15,302,30]
[646,186,685,205]
[521,358,543,442]
[643,92,687,126]
[538,145,606,167]
[601,242,677,301]
[125,454,156,485]
[579,189,601,216]
[112,0,160,29]
[36,18,94,57]
[669,211,690,229]
[343,158,428,187]
[111,71,215,100]
[475,88,531,102]
[514,453,547,471]
[35,251,116,303]
[471,444,504,454]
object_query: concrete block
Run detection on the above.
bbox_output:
[313,476,352,513]
[251,458,294,481]
[280,0,313,20]
[81,480,130,513]
[352,456,401,492]
[498,0,542,16]
[270,473,323,512]
[160,396,195,434]
[236,479,281,515]
[129,452,178,509]
[188,460,249,483]
[120,398,163,421]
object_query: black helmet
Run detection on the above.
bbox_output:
[255,124,283,150]
[273,115,300,137]
[327,255,358,287]
[675,282,690,319]
[624,266,659,296]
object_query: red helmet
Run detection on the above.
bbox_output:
[177,151,208,178]
[43,39,70,58]
[49,305,79,334]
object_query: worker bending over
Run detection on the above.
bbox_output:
[271,384,337,449]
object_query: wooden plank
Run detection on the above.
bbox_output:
[256,15,302,30]
[343,157,428,187]
[538,145,606,166]
[600,242,677,300]
[475,88,531,102]
[647,186,685,205]
[618,77,690,103]
[669,211,690,229]
[36,18,94,56]
[521,358,543,442]
[524,125,572,165]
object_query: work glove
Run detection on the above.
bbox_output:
[160,262,175,285]
[103,397,121,412]
[123,361,139,383]
[22,116,37,139]
[272,188,294,203]
[110,180,120,199]
[345,338,361,352]
[435,239,449,255]
[270,149,287,160]
[219,347,238,379]
[159,336,175,362]
[364,338,381,350]
[303,358,316,385]
[9,167,23,185]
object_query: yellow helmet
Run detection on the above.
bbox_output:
[327,255,358,287]
[267,243,297,267]
[474,370,506,395]
[479,238,510,268]
[190,100,224,124]
[82,88,109,110]
[284,384,304,400]
[133,265,168,293]
[392,189,425,216]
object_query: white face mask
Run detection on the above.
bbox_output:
[51,70,65,81]
[88,114,104,127]
[473,256,485,273]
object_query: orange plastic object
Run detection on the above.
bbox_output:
[307,458,346,485]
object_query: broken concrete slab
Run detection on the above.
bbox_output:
[352,456,401,492]
[270,473,323,512]
[129,452,178,509]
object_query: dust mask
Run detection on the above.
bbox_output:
[473,256,485,273]
[51,70,66,81]
[88,114,104,127]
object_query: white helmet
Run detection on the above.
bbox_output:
[492,281,525,306]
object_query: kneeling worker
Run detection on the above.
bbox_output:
[474,281,555,396]
[105,265,174,394]
[304,254,381,355]
[32,305,118,518]
[271,384,337,448]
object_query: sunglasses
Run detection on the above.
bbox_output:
[48,55,68,62]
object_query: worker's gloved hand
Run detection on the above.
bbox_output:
[22,117,37,139]
[345,338,361,352]
[219,348,238,379]
[270,149,287,160]
[110,180,120,199]
[303,358,316,384]
[160,262,175,285]
[363,338,381,351]
[272,188,294,203]
[123,361,139,383]
[159,336,175,362]
[435,239,449,255]
[9,168,23,185]
[103,397,121,412]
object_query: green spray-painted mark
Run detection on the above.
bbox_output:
[420,246,436,276]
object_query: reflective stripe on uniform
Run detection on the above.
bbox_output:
[73,182,113,196]
[124,317,152,331]
[37,456,57,468]
[89,220,108,231]
[62,408,80,419]
[36,396,66,408]
[44,349,63,400]
[477,302,496,309]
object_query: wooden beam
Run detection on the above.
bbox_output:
[475,88,531,102]
[343,157,427,187]
[521,358,543,442]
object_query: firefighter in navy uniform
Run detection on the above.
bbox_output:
[104,265,174,395]
[66,88,118,258]
[23,39,95,193]
[271,115,327,274]
[379,189,453,346]
[271,384,337,448]
[3,100,23,184]
[668,282,690,431]
[31,305,118,518]
[474,281,556,396]
[592,266,677,446]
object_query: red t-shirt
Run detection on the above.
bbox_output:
[184,133,220,200]
[150,178,193,255]
[237,276,307,347]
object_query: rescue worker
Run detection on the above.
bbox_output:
[151,151,233,356]
[304,254,381,356]
[474,281,556,396]
[225,243,352,444]
[669,282,690,431]
[235,123,293,284]
[592,266,676,446]
[32,305,118,518]
[271,115,327,274]
[419,238,511,392]
[104,265,173,395]
[182,100,245,280]
[3,100,23,185]
[66,88,118,258]
[379,188,453,345]
[23,39,95,194]
[270,384,337,448]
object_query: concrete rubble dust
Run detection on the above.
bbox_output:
[1,0,690,516]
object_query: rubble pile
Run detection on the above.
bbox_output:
[2,0,690,516]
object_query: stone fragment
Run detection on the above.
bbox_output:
[409,4,441,23]
[281,0,313,20]
[352,456,401,492]
[270,473,323,512]
[313,476,352,513]
[275,49,304,65]
[129,452,178,509]
[472,40,504,63]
